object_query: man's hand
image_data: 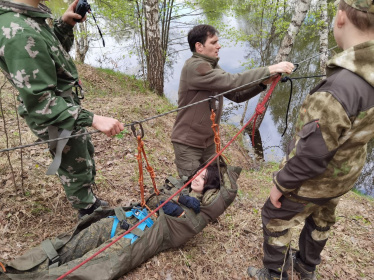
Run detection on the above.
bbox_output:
[92,115,125,137]
[270,185,283,208]
[268,61,294,75]
[61,0,87,26]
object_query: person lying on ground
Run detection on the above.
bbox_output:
[1,163,238,280]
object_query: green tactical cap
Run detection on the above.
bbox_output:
[342,0,374,13]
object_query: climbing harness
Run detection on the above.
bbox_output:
[131,123,159,214]
[109,208,154,244]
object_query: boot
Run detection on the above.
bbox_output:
[247,267,289,280]
[292,251,317,280]
[78,198,109,219]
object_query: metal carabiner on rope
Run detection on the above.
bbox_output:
[131,122,144,139]
[292,63,299,73]
[208,96,219,112]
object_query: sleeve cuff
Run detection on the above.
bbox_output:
[75,109,94,127]
[272,171,297,194]
[55,18,74,32]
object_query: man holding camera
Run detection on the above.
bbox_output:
[0,0,124,217]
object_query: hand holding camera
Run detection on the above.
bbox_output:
[61,0,87,26]
[74,0,91,22]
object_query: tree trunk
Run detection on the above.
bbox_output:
[319,0,328,75]
[74,22,89,63]
[252,0,312,129]
[144,0,164,96]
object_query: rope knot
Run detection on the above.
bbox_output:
[255,104,265,115]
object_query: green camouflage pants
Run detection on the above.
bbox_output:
[261,195,339,274]
[31,125,96,209]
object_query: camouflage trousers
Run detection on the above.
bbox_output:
[261,195,339,274]
[34,126,97,209]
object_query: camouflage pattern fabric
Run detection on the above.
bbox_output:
[274,40,374,203]
[343,0,374,13]
[0,1,97,208]
[261,196,339,273]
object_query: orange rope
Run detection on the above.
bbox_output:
[210,109,221,153]
[0,261,5,273]
[136,135,159,216]
[136,136,146,206]
[210,109,230,163]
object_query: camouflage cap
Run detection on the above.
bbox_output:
[342,0,374,13]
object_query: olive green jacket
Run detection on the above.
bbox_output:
[171,52,269,148]
[274,41,374,203]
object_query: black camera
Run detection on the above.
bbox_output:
[74,0,91,22]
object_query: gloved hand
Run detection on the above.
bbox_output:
[160,201,184,217]
[178,195,200,214]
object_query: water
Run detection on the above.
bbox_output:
[80,4,373,197]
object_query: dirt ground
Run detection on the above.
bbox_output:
[1,64,373,279]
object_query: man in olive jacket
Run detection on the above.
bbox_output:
[0,0,124,217]
[171,24,294,177]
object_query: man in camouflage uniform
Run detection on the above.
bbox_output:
[248,1,374,279]
[0,0,124,216]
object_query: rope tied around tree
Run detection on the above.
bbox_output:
[251,75,282,147]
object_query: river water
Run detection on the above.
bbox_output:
[78,3,373,197]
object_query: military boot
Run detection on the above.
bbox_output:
[247,267,289,280]
[293,258,317,280]
[78,197,109,219]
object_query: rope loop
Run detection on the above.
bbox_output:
[135,132,160,208]
[210,109,221,153]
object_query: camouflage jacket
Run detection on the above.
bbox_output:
[0,1,93,136]
[171,52,269,148]
[274,41,374,203]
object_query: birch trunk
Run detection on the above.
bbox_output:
[74,22,89,63]
[319,0,328,74]
[144,0,164,96]
[252,0,312,129]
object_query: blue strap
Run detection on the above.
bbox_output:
[109,216,119,239]
[109,208,154,244]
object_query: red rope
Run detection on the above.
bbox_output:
[56,77,281,279]
[251,75,281,146]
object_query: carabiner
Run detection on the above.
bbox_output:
[131,122,144,139]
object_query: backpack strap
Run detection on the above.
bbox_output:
[41,239,60,268]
